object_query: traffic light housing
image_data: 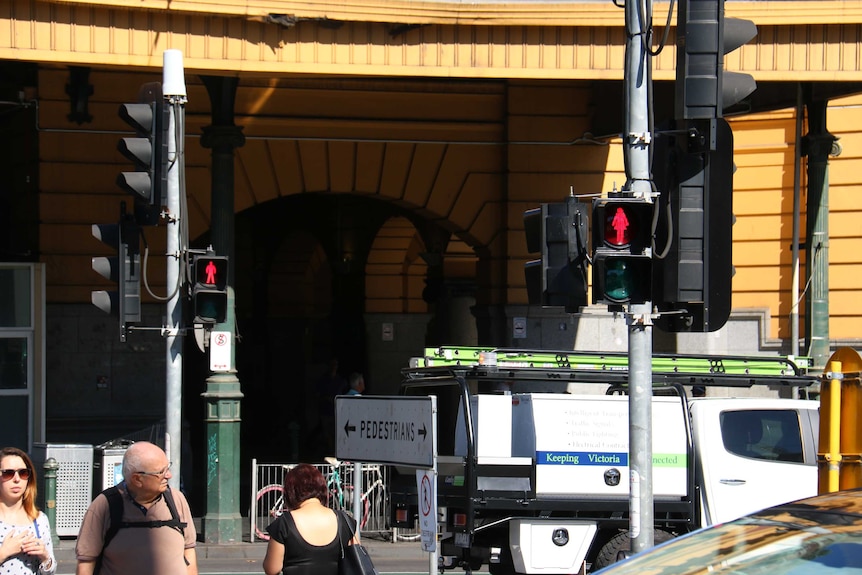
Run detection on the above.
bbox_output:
[191,254,228,324]
[654,0,754,331]
[675,0,756,121]
[523,197,589,313]
[91,208,141,342]
[653,119,735,332]
[117,82,169,226]
[591,197,654,307]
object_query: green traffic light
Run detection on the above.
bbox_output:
[195,291,227,323]
[604,259,636,303]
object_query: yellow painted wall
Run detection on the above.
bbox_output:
[35,65,862,341]
[727,95,862,341]
[20,0,862,343]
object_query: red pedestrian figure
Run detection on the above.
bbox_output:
[611,207,629,245]
[205,260,217,284]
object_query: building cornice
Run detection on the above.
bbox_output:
[42,0,862,26]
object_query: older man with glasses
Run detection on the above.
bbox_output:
[75,442,198,575]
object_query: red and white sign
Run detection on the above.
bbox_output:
[417,469,437,552]
[209,330,231,371]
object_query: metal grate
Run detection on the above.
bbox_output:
[250,460,414,542]
[32,444,94,537]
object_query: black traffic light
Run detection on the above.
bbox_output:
[117,82,169,226]
[675,0,756,121]
[653,119,735,332]
[591,197,654,307]
[523,197,589,313]
[191,253,228,324]
[91,206,141,342]
[655,0,754,332]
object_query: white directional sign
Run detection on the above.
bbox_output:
[335,396,436,468]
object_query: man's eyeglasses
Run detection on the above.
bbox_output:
[136,462,172,478]
[0,468,31,481]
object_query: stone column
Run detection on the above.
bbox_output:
[802,99,837,371]
[199,76,246,543]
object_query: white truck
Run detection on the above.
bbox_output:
[389,347,820,574]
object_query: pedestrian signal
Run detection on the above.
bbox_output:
[591,198,654,306]
[191,254,228,324]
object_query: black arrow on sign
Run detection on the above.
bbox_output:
[343,421,356,437]
[418,423,427,440]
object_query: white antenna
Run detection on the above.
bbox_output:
[162,50,187,98]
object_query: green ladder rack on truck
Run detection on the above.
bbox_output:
[405,346,818,390]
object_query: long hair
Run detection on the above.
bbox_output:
[282,463,327,510]
[0,447,39,520]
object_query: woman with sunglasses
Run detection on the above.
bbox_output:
[0,447,56,574]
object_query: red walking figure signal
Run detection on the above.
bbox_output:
[611,207,631,246]
[205,260,217,285]
[192,254,228,323]
[592,198,653,306]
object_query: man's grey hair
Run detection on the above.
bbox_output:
[121,441,161,481]
[349,372,364,389]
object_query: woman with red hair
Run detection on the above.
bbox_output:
[263,463,358,575]
[0,447,56,574]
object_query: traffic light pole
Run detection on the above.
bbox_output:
[163,51,187,490]
[623,0,654,554]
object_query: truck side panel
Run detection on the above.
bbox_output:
[514,394,689,498]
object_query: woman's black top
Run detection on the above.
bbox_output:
[266,509,355,575]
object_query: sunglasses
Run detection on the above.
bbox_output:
[0,468,31,480]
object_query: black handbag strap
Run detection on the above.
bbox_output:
[337,510,356,556]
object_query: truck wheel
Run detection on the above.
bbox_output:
[593,530,675,570]
[488,559,517,575]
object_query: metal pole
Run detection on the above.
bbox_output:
[429,461,437,575]
[429,400,439,575]
[791,85,803,362]
[353,462,363,540]
[826,361,842,493]
[42,458,60,547]
[163,50,187,489]
[628,304,653,552]
[623,0,654,553]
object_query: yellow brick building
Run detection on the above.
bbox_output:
[0,0,860,474]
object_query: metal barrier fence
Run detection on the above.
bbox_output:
[250,459,418,542]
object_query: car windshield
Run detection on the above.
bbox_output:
[599,512,862,575]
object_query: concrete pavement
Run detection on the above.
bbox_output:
[52,520,432,574]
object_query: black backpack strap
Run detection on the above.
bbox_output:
[115,488,185,535]
[161,487,189,566]
[94,486,188,574]
[94,485,124,575]
[162,487,187,536]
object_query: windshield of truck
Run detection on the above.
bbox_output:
[402,379,464,457]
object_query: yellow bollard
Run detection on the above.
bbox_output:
[818,347,862,493]
[818,360,842,493]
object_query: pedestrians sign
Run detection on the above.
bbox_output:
[335,396,436,468]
